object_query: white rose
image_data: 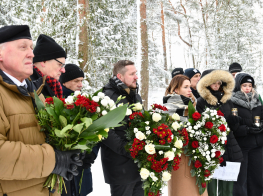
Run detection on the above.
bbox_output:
[145,121,149,125]
[174,139,183,149]
[104,96,111,101]
[65,96,74,104]
[101,99,108,107]
[158,151,164,155]
[126,108,132,116]
[98,92,105,99]
[134,128,139,133]
[136,131,146,141]
[172,113,180,121]
[162,171,171,182]
[146,131,151,135]
[133,103,143,111]
[140,168,150,180]
[74,91,81,96]
[152,113,162,122]
[145,144,156,155]
[92,96,100,102]
[172,122,180,131]
[164,151,175,161]
[102,110,107,116]
[96,107,101,113]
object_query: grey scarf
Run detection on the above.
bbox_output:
[231,91,261,110]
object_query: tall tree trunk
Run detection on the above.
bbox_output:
[140,0,149,110]
[78,0,89,71]
[161,2,168,84]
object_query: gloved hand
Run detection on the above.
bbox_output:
[79,151,96,169]
[226,115,241,131]
[247,126,263,134]
[52,149,83,181]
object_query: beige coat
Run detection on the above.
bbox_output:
[0,73,58,196]
[168,154,208,196]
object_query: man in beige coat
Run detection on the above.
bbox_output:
[0,25,82,196]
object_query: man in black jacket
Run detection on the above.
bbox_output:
[102,60,143,196]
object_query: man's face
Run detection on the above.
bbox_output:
[190,73,201,89]
[117,65,138,88]
[41,58,66,80]
[231,72,237,78]
[0,39,34,82]
[63,77,84,91]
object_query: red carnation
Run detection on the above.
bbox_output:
[204,169,211,177]
[194,160,202,168]
[215,151,221,158]
[225,140,227,145]
[218,124,226,132]
[217,110,224,117]
[201,182,207,188]
[219,157,224,163]
[192,112,201,121]
[210,135,218,144]
[205,122,213,129]
[45,97,54,104]
[192,141,199,148]
[66,104,74,109]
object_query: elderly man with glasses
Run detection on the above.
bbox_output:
[30,34,66,98]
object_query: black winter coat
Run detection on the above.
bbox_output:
[101,82,142,185]
[196,69,243,163]
[30,68,56,97]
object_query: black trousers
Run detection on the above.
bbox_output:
[110,181,144,196]
[233,146,263,196]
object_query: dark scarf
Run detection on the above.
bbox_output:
[191,87,200,99]
[33,65,63,98]
[109,76,138,104]
[231,91,261,110]
[62,84,74,98]
[209,88,224,104]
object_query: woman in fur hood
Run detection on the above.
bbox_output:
[229,73,263,196]
[163,74,208,196]
[196,69,243,196]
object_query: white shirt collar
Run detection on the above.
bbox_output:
[3,71,28,88]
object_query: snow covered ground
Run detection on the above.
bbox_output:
[89,88,168,196]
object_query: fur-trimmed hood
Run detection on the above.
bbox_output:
[197,69,235,106]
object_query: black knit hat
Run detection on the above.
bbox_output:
[0,25,32,44]
[33,34,67,63]
[229,62,242,73]
[184,68,201,79]
[60,64,84,84]
[171,68,184,78]
[241,75,254,86]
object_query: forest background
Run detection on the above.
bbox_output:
[1,0,263,109]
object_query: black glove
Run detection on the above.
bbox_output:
[247,126,263,134]
[220,159,226,167]
[79,151,96,169]
[226,115,241,131]
[52,149,83,181]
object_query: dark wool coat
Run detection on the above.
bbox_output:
[196,69,243,163]
[231,73,263,148]
[101,82,142,185]
[30,68,56,97]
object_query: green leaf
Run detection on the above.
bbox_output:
[54,97,64,116]
[46,107,59,123]
[55,129,65,138]
[80,105,127,139]
[60,124,74,135]
[154,144,171,150]
[80,117,93,128]
[72,144,90,150]
[59,115,67,127]
[65,143,73,148]
[73,123,84,134]
[91,113,98,121]
[34,91,45,111]
[92,88,103,96]
[188,118,195,124]
[188,101,196,118]
[98,130,108,138]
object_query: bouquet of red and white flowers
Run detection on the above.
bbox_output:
[125,103,189,196]
[184,102,230,194]
[34,90,127,193]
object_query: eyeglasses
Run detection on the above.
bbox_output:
[54,59,66,69]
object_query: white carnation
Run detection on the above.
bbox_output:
[65,96,74,104]
[104,96,111,101]
[146,131,151,135]
[164,151,175,161]
[101,99,108,107]
[145,144,156,155]
[162,171,171,182]
[133,103,143,111]
[145,121,149,125]
[158,151,164,155]
[136,131,146,141]
[92,96,100,102]
[96,107,101,113]
[74,91,81,96]
[140,168,150,180]
[152,113,162,122]
[172,122,180,131]
[150,172,158,182]
[102,110,107,116]
[145,126,150,130]
[97,92,105,99]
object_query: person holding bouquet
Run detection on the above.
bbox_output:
[196,69,243,196]
[101,60,143,196]
[229,73,263,196]
[0,25,83,196]
[163,74,208,196]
